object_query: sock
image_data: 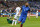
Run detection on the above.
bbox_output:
[12,20,15,25]
[20,24,23,27]
[15,20,17,25]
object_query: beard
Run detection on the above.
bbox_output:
[26,5,28,7]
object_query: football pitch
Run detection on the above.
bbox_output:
[0,16,40,27]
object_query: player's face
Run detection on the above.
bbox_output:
[25,3,29,7]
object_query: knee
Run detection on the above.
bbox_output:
[22,20,26,23]
[18,21,21,23]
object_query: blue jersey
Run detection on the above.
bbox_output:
[18,5,30,24]
[21,5,30,17]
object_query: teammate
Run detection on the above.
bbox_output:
[18,2,30,27]
[12,6,21,25]
[36,9,38,19]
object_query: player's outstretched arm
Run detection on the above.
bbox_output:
[28,9,30,20]
[28,12,30,20]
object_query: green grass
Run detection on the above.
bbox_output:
[0,16,40,27]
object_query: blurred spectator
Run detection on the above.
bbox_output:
[7,8,9,12]
[11,8,15,13]
[2,9,5,13]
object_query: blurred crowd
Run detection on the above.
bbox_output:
[0,1,40,9]
[29,2,40,9]
[0,1,40,16]
[0,8,15,17]
[0,8,15,13]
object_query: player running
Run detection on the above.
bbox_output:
[12,6,21,25]
[36,9,38,19]
[18,2,30,27]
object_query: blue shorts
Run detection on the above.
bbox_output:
[18,16,27,24]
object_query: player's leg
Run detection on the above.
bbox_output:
[36,15,38,18]
[20,17,26,27]
[12,20,15,25]
[14,14,18,25]
[18,16,22,23]
[36,14,38,19]
[15,20,17,25]
[20,23,23,27]
[18,16,26,27]
[18,19,23,27]
[37,15,38,18]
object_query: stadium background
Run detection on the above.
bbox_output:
[0,0,40,17]
[0,0,40,27]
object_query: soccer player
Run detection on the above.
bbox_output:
[36,9,38,19]
[18,2,30,27]
[12,6,21,25]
